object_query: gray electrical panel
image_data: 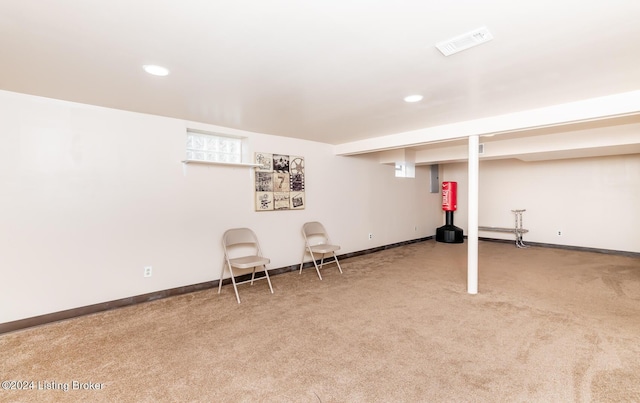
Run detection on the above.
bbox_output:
[430,164,439,193]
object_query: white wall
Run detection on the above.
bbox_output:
[5,88,635,325]
[0,91,439,323]
[441,155,640,253]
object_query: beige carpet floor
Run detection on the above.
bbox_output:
[1,240,639,402]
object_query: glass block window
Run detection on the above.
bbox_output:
[186,131,242,163]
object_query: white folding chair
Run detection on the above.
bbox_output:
[218,228,273,303]
[299,221,343,280]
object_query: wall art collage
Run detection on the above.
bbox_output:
[254,153,305,211]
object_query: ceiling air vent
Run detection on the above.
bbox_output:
[436,27,493,56]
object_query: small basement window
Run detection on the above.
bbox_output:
[185,130,242,164]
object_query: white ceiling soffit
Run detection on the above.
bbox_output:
[374,114,640,165]
[334,91,640,156]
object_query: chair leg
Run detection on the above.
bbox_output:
[229,267,241,304]
[263,265,274,294]
[250,268,256,285]
[299,248,307,274]
[334,253,343,274]
[218,261,227,294]
[310,251,323,280]
[302,247,323,280]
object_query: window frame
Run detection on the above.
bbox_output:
[182,129,260,167]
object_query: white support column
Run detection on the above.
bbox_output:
[467,135,479,294]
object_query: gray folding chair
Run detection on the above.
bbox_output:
[218,228,273,303]
[299,221,343,280]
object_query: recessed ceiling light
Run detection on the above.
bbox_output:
[143,64,170,76]
[404,95,423,103]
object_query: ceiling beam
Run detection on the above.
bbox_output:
[334,90,640,156]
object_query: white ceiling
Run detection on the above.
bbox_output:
[1,0,640,149]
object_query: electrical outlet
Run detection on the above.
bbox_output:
[368,233,373,240]
[144,266,153,277]
[557,231,562,236]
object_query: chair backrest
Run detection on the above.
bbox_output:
[223,228,262,257]
[302,221,330,244]
[302,221,326,236]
